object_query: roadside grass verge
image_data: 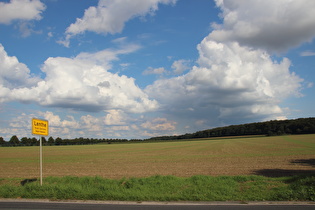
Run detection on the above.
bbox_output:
[1,175,315,201]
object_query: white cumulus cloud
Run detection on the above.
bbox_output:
[22,56,157,113]
[104,109,126,125]
[171,59,190,75]
[0,0,46,24]
[146,39,303,124]
[0,43,158,113]
[0,44,40,103]
[141,117,177,131]
[61,0,177,47]
[211,0,315,53]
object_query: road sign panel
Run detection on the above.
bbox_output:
[32,118,49,136]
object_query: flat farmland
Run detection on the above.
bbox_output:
[1,134,315,179]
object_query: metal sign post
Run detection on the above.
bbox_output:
[40,136,43,186]
[32,118,49,186]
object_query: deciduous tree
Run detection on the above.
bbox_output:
[9,135,20,146]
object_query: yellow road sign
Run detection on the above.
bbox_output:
[32,118,49,136]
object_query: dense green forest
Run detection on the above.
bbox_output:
[1,117,314,146]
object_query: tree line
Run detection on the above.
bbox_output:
[1,117,315,146]
[0,136,137,147]
[147,117,315,141]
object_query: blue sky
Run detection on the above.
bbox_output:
[0,0,314,140]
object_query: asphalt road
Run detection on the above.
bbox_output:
[0,200,314,210]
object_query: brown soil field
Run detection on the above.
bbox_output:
[1,134,315,179]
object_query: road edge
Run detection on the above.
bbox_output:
[0,198,314,206]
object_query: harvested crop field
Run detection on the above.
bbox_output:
[1,134,315,179]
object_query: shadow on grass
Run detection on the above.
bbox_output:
[254,169,315,178]
[253,158,315,178]
[291,159,315,167]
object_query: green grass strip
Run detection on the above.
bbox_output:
[1,175,315,201]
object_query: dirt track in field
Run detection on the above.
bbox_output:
[1,135,315,179]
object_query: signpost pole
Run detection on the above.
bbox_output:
[32,118,48,186]
[40,136,43,186]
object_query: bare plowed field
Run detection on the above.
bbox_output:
[1,135,315,178]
